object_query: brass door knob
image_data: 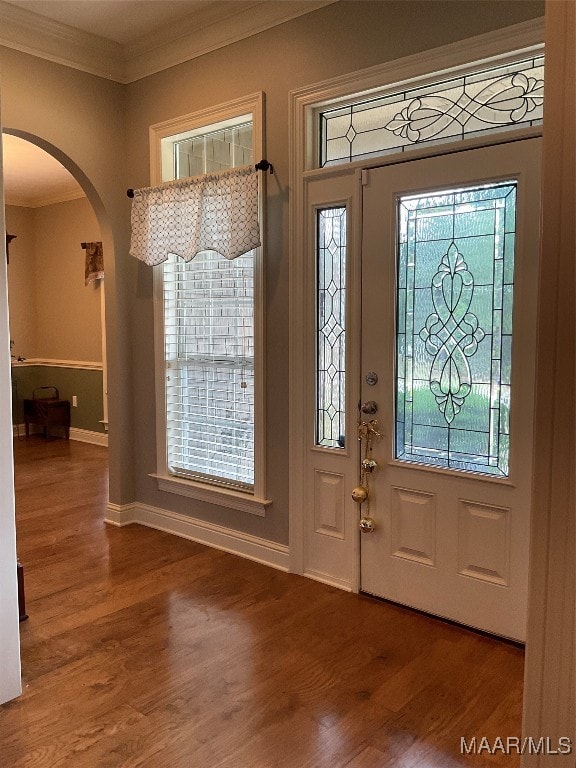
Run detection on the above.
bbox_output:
[361,401,378,414]
[359,516,376,533]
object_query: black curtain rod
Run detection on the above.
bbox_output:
[126,160,273,199]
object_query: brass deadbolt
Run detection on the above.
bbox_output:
[359,516,376,533]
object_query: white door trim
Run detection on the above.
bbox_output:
[0,99,22,705]
[521,1,575,759]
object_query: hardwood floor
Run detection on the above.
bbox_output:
[1,436,524,767]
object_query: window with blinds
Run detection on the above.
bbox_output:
[163,119,255,489]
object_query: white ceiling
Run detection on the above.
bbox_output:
[3,134,84,208]
[0,0,335,205]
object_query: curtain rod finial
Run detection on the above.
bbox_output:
[255,160,273,174]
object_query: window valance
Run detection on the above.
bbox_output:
[129,165,261,265]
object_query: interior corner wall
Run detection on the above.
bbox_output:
[3,205,35,359]
[125,0,545,546]
[0,46,134,504]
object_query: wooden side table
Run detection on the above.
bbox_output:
[23,386,70,439]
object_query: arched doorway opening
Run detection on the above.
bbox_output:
[0,129,116,701]
[4,133,109,444]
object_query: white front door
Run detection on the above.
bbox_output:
[359,140,541,641]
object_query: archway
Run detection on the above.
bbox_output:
[0,129,117,705]
[4,132,109,444]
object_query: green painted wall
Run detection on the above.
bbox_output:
[11,365,105,434]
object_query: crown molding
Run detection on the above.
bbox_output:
[5,188,86,208]
[0,0,337,84]
[0,1,125,82]
[124,0,337,83]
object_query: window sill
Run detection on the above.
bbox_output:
[150,473,271,517]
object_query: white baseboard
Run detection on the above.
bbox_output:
[304,568,353,592]
[105,501,289,573]
[69,427,108,447]
[105,502,137,526]
[13,424,108,447]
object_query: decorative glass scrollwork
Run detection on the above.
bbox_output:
[316,207,347,448]
[320,56,544,167]
[396,182,517,477]
[385,71,543,145]
[419,242,486,424]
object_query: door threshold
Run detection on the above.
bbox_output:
[359,590,525,649]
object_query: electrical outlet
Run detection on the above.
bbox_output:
[72,395,78,407]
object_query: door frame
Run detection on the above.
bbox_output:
[289,18,545,584]
[0,100,22,706]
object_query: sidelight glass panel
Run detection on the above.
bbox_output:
[396,182,517,476]
[317,207,347,448]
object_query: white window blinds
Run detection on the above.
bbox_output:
[129,165,260,265]
[164,248,255,489]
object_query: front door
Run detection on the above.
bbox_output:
[359,140,541,641]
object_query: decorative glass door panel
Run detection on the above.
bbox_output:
[316,207,347,448]
[396,182,516,476]
[360,140,540,640]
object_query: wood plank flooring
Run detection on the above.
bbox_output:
[1,436,525,767]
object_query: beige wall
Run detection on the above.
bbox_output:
[6,198,102,362]
[126,0,544,544]
[32,198,101,362]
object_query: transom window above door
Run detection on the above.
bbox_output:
[317,54,544,167]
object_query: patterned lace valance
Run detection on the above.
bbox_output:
[129,165,260,265]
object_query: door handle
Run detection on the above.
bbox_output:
[360,400,378,414]
[359,516,376,533]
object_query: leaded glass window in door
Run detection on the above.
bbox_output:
[396,182,517,476]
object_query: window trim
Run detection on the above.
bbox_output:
[293,21,544,174]
[150,92,270,515]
